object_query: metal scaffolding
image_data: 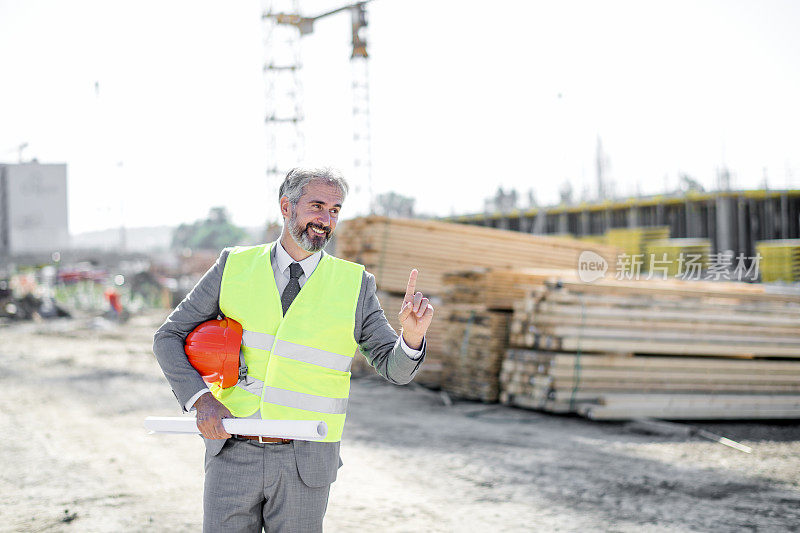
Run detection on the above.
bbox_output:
[262,0,305,191]
[453,189,800,266]
[349,3,373,212]
[261,1,373,209]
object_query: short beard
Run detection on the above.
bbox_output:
[288,207,331,253]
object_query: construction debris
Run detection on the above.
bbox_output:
[625,418,753,454]
[0,281,71,321]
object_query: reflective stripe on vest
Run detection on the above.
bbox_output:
[265,385,348,414]
[216,241,364,442]
[243,330,353,373]
[241,330,275,351]
[229,376,348,415]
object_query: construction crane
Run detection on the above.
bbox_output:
[262,1,374,211]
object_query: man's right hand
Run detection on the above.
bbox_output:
[194,392,233,439]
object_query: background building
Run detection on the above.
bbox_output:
[0,162,69,257]
[453,189,800,264]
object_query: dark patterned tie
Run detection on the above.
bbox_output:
[281,262,303,315]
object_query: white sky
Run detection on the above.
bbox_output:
[1,0,799,233]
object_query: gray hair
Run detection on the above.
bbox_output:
[278,167,349,206]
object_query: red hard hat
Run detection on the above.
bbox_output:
[185,317,243,389]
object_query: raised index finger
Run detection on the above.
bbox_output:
[404,269,418,303]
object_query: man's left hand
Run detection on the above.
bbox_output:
[399,269,434,350]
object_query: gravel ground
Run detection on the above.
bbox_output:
[0,312,798,532]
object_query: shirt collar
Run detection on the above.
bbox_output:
[275,239,322,279]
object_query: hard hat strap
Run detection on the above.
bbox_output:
[238,352,249,382]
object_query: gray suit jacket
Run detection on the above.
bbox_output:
[153,243,425,487]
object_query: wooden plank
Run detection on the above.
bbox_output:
[526,313,800,337]
[506,349,800,372]
[533,300,800,326]
[597,393,800,407]
[539,381,800,392]
[536,326,800,347]
[555,337,800,357]
[545,369,800,383]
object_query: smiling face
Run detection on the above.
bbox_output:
[281,180,343,254]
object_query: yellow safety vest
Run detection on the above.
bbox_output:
[211,242,364,442]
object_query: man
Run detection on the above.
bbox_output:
[153,167,433,532]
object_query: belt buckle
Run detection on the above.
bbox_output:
[257,436,269,444]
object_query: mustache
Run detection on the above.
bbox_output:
[306,222,331,236]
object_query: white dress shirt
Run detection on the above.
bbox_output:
[186,240,422,410]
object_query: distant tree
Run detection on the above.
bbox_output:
[373,191,415,218]
[171,207,249,251]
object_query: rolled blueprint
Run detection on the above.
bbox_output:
[144,416,327,441]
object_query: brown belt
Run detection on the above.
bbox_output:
[233,435,293,445]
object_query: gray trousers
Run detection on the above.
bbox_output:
[203,439,331,533]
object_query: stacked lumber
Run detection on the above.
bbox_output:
[501,271,800,419]
[438,267,783,312]
[439,305,511,402]
[757,239,800,282]
[515,270,788,300]
[509,276,800,358]
[336,216,619,296]
[437,269,558,401]
[438,267,800,406]
[605,226,670,257]
[500,350,800,420]
[441,269,549,310]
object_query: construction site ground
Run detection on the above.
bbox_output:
[1,311,798,532]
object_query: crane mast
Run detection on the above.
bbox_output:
[262,1,373,211]
[349,4,373,212]
[262,0,305,194]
